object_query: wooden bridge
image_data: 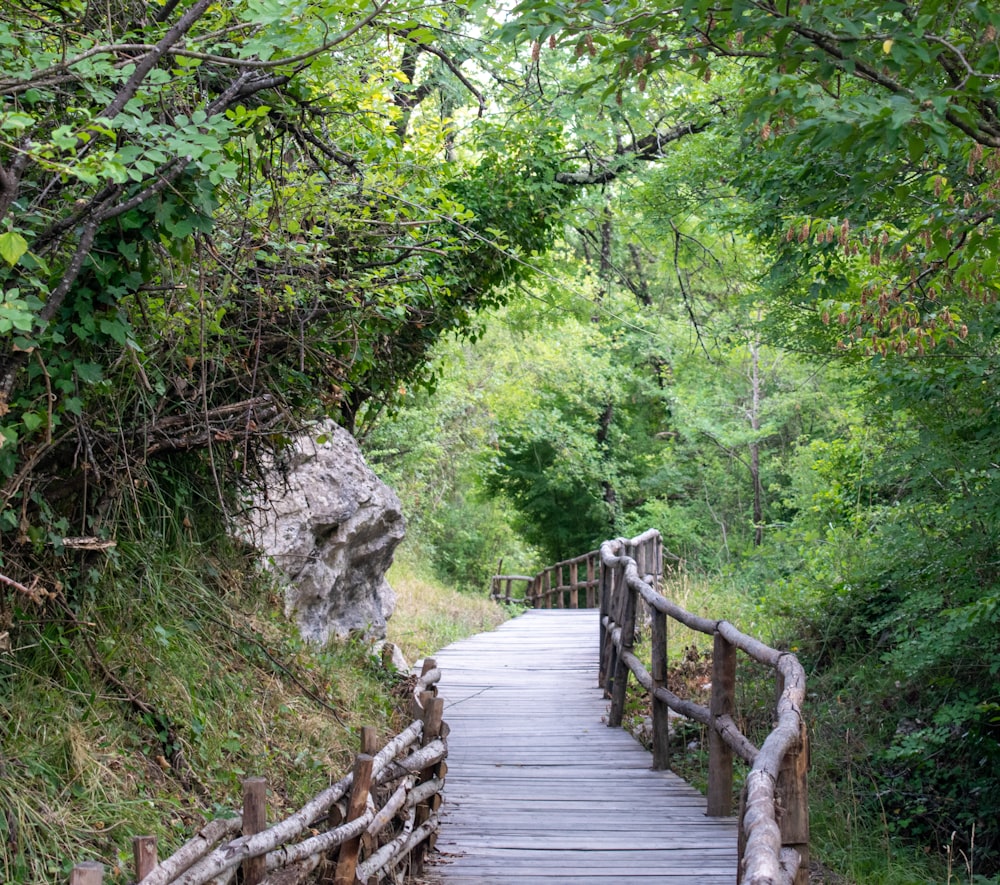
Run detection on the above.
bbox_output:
[420,609,738,884]
[421,530,809,885]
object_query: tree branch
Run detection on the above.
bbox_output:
[554,120,711,185]
[0,571,47,604]
[101,0,213,121]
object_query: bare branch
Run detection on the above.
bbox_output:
[554,120,712,185]
[0,571,47,604]
[101,0,213,121]
[416,42,486,117]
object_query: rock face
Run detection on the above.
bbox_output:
[247,421,405,644]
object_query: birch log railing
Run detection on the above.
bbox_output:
[495,528,809,885]
[69,664,447,885]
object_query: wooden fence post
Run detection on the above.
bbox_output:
[569,560,578,609]
[707,632,735,816]
[602,565,620,696]
[360,725,378,755]
[132,835,157,882]
[777,719,810,885]
[241,777,267,885]
[411,693,445,876]
[653,534,662,591]
[650,605,670,770]
[585,555,595,608]
[334,753,374,885]
[70,862,103,884]
[359,720,380,857]
[598,558,611,688]
[421,656,438,687]
[737,783,748,883]
[607,572,636,728]
[411,658,438,717]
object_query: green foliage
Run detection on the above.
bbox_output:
[483,2,1000,870]
[364,334,544,591]
[4,0,1000,878]
[748,347,1000,869]
[0,0,584,608]
[479,293,682,562]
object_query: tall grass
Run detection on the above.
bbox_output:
[386,544,509,665]
[0,482,511,884]
[1,514,402,882]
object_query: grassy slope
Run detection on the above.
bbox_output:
[386,550,508,666]
[0,528,506,884]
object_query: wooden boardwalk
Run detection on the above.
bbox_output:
[420,609,739,884]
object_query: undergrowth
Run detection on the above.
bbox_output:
[0,485,502,883]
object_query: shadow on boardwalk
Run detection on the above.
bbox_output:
[419,609,738,885]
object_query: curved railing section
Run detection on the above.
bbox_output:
[70,664,448,885]
[490,548,606,608]
[601,530,808,885]
[496,529,809,885]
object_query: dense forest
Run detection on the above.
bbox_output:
[2,0,1000,882]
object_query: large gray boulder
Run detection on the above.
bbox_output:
[246,421,405,644]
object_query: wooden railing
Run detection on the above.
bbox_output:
[488,573,534,604]
[490,546,609,608]
[493,528,809,885]
[68,662,447,885]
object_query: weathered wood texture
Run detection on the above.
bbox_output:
[598,532,809,885]
[489,529,808,885]
[489,575,534,604]
[500,550,606,609]
[418,610,738,884]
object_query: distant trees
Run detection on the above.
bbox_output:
[491,0,1000,867]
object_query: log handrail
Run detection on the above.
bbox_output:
[72,666,448,885]
[494,529,809,885]
[488,574,534,604]
[494,548,609,609]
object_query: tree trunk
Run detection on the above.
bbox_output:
[598,201,613,301]
[748,334,763,547]
[597,401,617,531]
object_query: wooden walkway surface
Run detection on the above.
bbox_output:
[419,609,739,884]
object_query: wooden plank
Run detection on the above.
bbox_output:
[69,863,103,885]
[419,610,737,884]
[708,631,736,816]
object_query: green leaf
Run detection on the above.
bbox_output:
[21,411,43,432]
[0,112,34,131]
[406,27,436,44]
[0,231,29,266]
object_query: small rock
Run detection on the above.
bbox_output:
[380,641,410,674]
